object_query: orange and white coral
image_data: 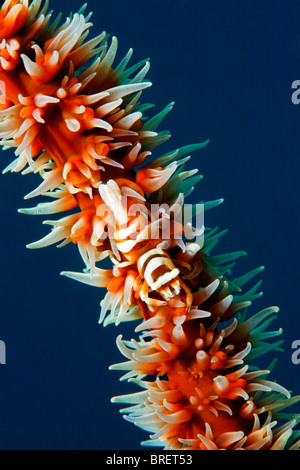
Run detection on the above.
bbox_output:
[0,0,300,450]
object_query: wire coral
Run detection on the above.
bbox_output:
[1,0,300,450]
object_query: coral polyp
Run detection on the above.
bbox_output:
[0,0,299,450]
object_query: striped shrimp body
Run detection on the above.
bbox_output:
[137,248,189,302]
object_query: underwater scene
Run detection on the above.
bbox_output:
[0,0,300,451]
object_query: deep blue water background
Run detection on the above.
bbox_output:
[1,0,300,450]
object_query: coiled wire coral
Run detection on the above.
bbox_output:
[0,0,299,450]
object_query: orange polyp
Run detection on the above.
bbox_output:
[204,331,214,347]
[239,400,256,419]
[68,210,95,243]
[82,107,94,122]
[64,160,98,187]
[218,378,248,400]
[196,350,210,369]
[135,166,171,193]
[107,276,124,294]
[56,88,67,99]
[209,356,224,370]
[95,142,109,157]
[0,1,27,39]
[20,105,35,118]
[213,376,230,395]
[215,351,227,362]
[0,38,20,65]
[37,117,82,167]
[194,338,204,349]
